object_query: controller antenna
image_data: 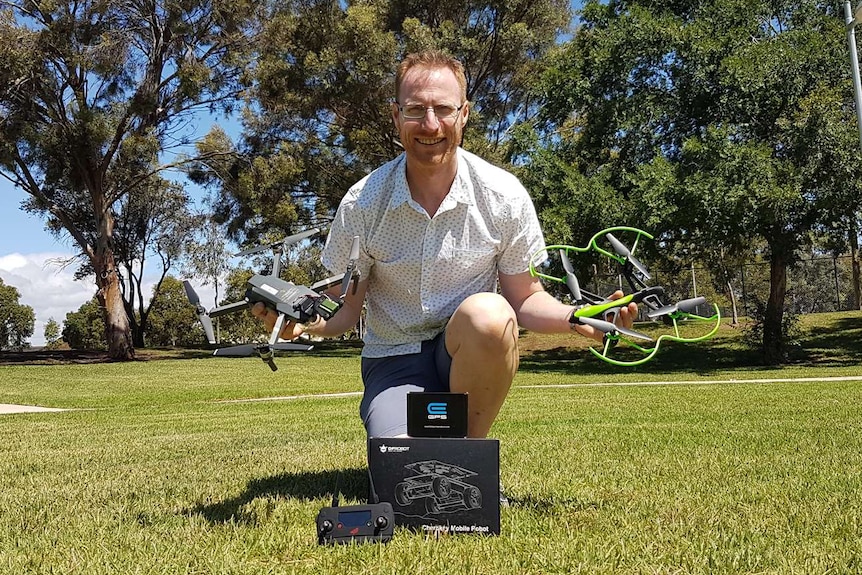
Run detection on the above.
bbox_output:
[331,473,341,508]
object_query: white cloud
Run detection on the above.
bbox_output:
[0,252,94,346]
[0,253,218,347]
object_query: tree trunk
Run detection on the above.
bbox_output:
[762,252,788,365]
[725,279,739,325]
[94,247,135,360]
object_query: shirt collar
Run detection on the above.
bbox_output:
[388,149,475,212]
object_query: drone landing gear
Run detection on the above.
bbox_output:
[256,345,278,371]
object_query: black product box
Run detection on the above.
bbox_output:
[367,437,500,535]
[407,392,468,437]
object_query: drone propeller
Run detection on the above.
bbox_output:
[234,228,321,258]
[647,296,707,320]
[338,236,361,299]
[606,232,651,280]
[213,341,314,371]
[182,280,216,344]
[212,342,314,357]
[559,249,583,302]
[577,316,653,341]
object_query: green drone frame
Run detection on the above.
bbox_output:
[530,226,721,367]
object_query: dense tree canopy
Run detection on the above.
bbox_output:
[528,0,862,362]
[191,0,572,246]
[61,297,106,350]
[145,276,204,347]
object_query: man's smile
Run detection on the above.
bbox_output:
[416,137,445,145]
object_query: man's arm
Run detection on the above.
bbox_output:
[498,270,636,343]
[251,278,368,341]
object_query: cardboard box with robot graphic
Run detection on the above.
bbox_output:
[367,437,500,535]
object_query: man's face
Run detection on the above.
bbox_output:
[392,66,469,170]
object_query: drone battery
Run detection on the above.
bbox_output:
[407,392,468,438]
[367,437,500,535]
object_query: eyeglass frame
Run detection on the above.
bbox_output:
[395,102,466,121]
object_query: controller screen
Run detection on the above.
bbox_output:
[337,510,372,527]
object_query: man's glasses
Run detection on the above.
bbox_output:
[397,103,464,120]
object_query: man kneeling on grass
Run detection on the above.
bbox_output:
[253,49,636,439]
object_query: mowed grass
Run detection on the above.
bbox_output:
[1,312,861,574]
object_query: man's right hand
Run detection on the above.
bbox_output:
[251,302,307,341]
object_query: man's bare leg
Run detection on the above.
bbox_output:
[445,293,519,438]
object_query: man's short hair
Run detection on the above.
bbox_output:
[395,50,468,104]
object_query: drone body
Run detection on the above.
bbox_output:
[242,274,342,325]
[183,230,361,371]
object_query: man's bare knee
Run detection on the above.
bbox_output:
[447,293,518,354]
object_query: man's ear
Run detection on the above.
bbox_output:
[460,102,470,127]
[391,101,400,127]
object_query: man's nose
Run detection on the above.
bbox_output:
[419,108,441,128]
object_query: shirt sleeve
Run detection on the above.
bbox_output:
[321,189,372,280]
[497,184,547,276]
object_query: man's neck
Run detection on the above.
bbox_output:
[405,156,458,218]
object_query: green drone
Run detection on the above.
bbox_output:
[530,226,721,366]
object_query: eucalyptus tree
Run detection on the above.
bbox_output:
[112,179,196,347]
[191,0,572,246]
[531,0,862,363]
[0,0,259,359]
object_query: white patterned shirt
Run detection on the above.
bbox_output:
[322,148,546,358]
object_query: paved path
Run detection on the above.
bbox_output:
[0,403,68,414]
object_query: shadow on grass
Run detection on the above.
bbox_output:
[517,338,774,378]
[507,494,601,514]
[520,312,862,376]
[793,315,862,365]
[188,466,369,524]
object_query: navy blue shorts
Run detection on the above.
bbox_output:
[359,332,452,437]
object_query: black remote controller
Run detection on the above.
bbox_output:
[316,502,394,545]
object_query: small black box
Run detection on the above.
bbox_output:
[367,437,500,535]
[407,392,468,438]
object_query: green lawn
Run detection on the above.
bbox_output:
[1,312,861,574]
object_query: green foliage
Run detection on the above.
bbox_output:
[43,318,63,350]
[145,276,205,347]
[194,0,572,243]
[112,180,198,347]
[215,268,265,344]
[182,214,235,310]
[0,277,34,350]
[0,0,260,359]
[61,298,106,350]
[742,294,802,357]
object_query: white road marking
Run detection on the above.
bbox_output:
[521,375,862,389]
